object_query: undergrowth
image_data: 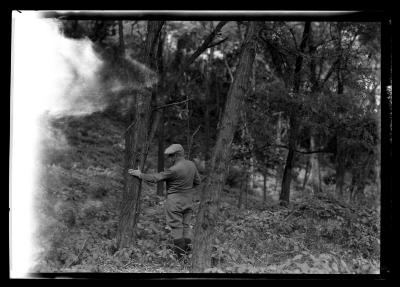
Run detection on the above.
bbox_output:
[32,112,380,274]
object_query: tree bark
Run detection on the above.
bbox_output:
[204,32,214,163]
[309,135,321,194]
[279,21,311,205]
[302,159,311,192]
[238,166,248,209]
[191,21,259,272]
[118,20,125,57]
[116,21,164,249]
[280,115,300,205]
[335,136,346,199]
[237,171,244,209]
[156,30,165,196]
[335,41,346,199]
[156,110,165,196]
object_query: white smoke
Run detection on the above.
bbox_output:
[10,11,105,277]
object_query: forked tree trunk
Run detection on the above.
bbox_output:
[191,21,259,272]
[280,21,311,205]
[116,21,164,249]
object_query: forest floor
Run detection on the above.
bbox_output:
[32,111,381,274]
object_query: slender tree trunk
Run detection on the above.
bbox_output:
[335,141,346,199]
[302,160,311,192]
[156,29,165,196]
[274,112,284,195]
[204,43,214,164]
[280,115,299,205]
[118,20,125,57]
[263,173,267,204]
[245,176,248,209]
[157,110,165,196]
[279,21,311,205]
[238,167,249,209]
[116,21,164,249]
[335,50,346,200]
[191,21,258,272]
[318,154,322,193]
[238,171,245,209]
[309,135,321,194]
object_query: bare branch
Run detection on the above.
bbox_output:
[274,144,333,154]
[153,98,192,110]
[187,125,201,159]
[183,21,228,69]
[207,37,229,49]
[223,57,234,83]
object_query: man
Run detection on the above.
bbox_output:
[128,144,201,259]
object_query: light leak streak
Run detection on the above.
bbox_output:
[10,11,103,277]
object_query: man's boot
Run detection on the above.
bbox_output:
[183,238,192,253]
[173,238,186,259]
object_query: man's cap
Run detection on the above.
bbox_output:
[164,144,184,155]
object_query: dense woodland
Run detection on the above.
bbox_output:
[31,19,386,274]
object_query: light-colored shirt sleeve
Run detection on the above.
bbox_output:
[140,169,175,183]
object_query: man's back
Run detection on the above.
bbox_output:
[139,158,201,194]
[167,159,201,194]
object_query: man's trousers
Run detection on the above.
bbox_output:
[165,191,194,240]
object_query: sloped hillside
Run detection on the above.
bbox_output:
[32,111,380,274]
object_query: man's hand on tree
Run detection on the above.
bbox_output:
[128,169,142,178]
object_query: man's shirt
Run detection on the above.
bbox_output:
[140,158,201,194]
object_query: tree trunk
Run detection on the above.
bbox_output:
[309,135,321,194]
[335,51,346,200]
[238,168,249,210]
[156,110,165,196]
[279,115,299,205]
[245,172,249,209]
[302,160,311,192]
[204,43,214,164]
[263,173,267,204]
[279,21,311,205]
[116,21,164,249]
[335,140,346,199]
[156,28,165,196]
[191,21,258,273]
[237,171,245,209]
[118,20,125,57]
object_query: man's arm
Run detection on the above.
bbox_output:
[130,169,175,183]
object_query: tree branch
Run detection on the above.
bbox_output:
[223,57,234,83]
[187,124,201,159]
[207,37,229,49]
[321,59,339,87]
[181,21,228,72]
[153,98,192,110]
[274,144,334,154]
